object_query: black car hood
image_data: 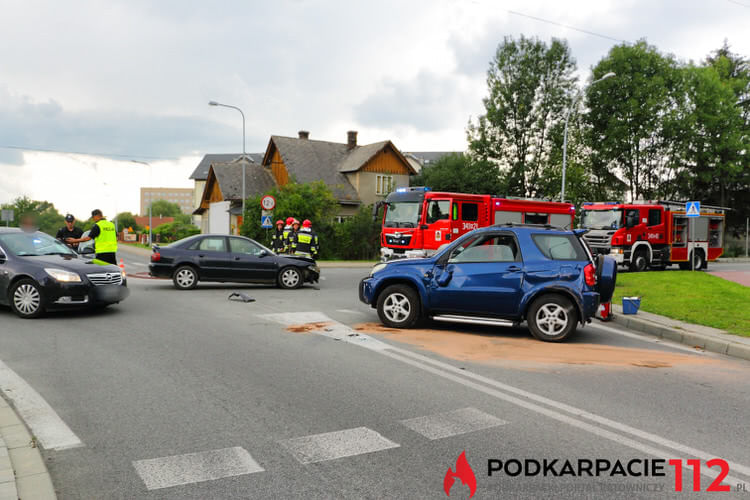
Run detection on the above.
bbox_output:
[278,255,316,265]
[21,254,121,273]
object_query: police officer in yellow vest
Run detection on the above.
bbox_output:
[291,219,319,260]
[66,209,118,264]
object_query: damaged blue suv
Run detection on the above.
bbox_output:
[359,225,616,342]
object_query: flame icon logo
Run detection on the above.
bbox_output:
[444,450,477,498]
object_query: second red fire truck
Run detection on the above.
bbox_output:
[580,200,727,271]
[378,187,576,260]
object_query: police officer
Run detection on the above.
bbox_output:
[282,217,295,253]
[56,214,83,249]
[66,209,118,264]
[291,219,319,260]
[271,220,285,253]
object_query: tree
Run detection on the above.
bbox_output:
[410,153,503,194]
[152,222,200,243]
[330,205,382,260]
[240,181,338,254]
[468,35,578,197]
[585,40,684,200]
[114,212,141,232]
[0,197,65,235]
[148,200,182,218]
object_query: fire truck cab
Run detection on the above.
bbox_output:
[580,201,726,271]
[379,187,575,260]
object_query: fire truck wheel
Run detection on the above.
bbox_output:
[377,284,421,329]
[629,250,648,272]
[527,294,577,342]
[691,250,705,271]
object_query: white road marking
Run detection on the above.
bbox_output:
[133,447,264,490]
[400,407,507,440]
[258,312,390,351]
[589,323,710,354]
[335,309,360,314]
[262,312,750,486]
[280,427,399,464]
[0,359,82,450]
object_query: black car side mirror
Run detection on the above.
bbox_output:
[0,254,6,264]
[259,249,269,257]
[80,247,95,255]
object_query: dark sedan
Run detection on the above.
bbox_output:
[149,234,320,290]
[0,228,129,318]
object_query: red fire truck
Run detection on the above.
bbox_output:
[378,187,576,260]
[580,200,727,271]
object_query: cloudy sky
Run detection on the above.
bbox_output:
[1,0,749,218]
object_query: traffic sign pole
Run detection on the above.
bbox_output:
[686,201,700,271]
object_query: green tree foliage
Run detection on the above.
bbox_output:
[152,222,200,243]
[0,197,66,235]
[330,205,383,260]
[240,181,338,256]
[114,212,141,232]
[585,40,684,200]
[468,35,577,197]
[148,200,182,218]
[410,153,502,194]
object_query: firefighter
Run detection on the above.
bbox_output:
[291,219,319,260]
[281,217,295,253]
[271,220,285,253]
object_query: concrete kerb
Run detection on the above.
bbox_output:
[610,304,750,362]
[0,396,56,499]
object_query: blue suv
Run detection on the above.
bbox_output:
[359,225,617,342]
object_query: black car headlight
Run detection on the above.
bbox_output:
[44,268,82,283]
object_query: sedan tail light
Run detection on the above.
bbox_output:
[151,252,161,262]
[583,263,596,286]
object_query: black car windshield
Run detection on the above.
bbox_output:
[384,202,420,228]
[0,232,76,257]
[581,209,623,229]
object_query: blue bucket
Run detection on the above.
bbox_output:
[622,297,641,315]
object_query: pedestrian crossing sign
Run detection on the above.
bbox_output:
[261,215,273,228]
[686,201,700,217]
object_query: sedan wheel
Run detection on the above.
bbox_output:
[278,267,302,289]
[527,294,577,342]
[10,279,45,319]
[173,266,198,290]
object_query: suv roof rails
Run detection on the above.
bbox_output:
[491,222,567,231]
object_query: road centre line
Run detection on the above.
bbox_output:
[0,359,83,450]
[260,312,750,486]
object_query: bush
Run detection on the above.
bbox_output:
[152,222,200,242]
[329,205,382,260]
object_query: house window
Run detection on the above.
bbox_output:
[376,175,394,195]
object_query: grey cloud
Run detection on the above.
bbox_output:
[354,71,473,131]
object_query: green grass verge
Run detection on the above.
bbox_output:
[612,271,750,337]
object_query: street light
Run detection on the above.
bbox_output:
[561,72,616,202]
[208,100,254,228]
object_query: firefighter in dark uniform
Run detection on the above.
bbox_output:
[281,217,295,254]
[291,219,319,260]
[56,214,83,249]
[66,209,118,264]
[271,220,285,253]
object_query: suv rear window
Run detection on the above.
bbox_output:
[532,234,587,261]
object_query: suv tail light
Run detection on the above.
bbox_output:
[583,263,596,286]
[151,252,161,262]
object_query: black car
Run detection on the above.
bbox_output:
[0,228,130,318]
[148,234,320,290]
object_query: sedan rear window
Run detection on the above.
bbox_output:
[532,234,587,261]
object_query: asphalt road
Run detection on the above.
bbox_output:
[1,249,749,498]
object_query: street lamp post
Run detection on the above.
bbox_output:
[209,100,253,230]
[561,72,615,202]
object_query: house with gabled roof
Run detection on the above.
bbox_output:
[191,130,416,233]
[262,130,416,217]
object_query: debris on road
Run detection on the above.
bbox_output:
[286,322,332,333]
[228,292,255,303]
